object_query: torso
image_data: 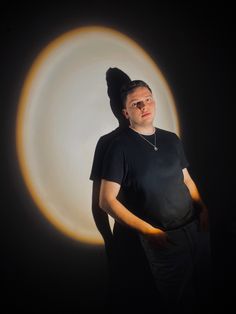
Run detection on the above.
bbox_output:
[115,127,195,230]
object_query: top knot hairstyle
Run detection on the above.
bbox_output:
[120,80,152,109]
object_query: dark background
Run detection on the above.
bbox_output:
[1,1,234,313]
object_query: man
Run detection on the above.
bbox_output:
[90,70,155,311]
[99,80,211,313]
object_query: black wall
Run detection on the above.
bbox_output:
[1,2,234,313]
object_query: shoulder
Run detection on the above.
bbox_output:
[96,128,120,145]
[94,127,126,151]
[156,127,179,141]
[98,128,130,160]
[105,129,128,151]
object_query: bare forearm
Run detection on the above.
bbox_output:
[101,198,154,235]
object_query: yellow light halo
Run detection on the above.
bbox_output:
[16,25,180,246]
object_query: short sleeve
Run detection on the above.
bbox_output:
[101,139,125,185]
[174,134,189,169]
[89,138,104,181]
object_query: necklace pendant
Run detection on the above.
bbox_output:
[154,146,158,151]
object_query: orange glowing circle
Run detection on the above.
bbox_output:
[16,26,179,245]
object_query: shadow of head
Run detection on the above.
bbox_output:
[106,67,131,128]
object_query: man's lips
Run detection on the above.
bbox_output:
[141,112,151,117]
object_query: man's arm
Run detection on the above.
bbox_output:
[183,168,209,231]
[99,179,170,247]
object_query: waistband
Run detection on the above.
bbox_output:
[165,217,199,232]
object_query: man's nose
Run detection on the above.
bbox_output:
[137,101,145,110]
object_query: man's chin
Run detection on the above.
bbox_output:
[142,118,154,125]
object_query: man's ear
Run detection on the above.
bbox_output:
[122,108,129,119]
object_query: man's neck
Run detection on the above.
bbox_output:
[129,124,155,135]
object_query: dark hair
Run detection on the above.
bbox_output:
[120,80,152,108]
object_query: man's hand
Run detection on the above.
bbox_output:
[144,228,171,249]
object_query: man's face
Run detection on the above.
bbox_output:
[122,87,156,126]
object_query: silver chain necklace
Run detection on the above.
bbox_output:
[130,126,158,151]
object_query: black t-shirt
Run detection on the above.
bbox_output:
[101,126,195,230]
[89,127,122,182]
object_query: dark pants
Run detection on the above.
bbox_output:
[139,219,211,314]
[107,223,156,312]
